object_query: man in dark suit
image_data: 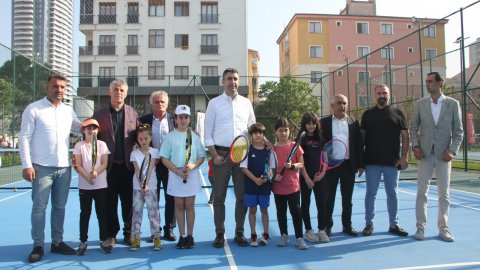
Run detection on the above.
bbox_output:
[139,90,177,241]
[320,94,364,237]
[93,79,138,247]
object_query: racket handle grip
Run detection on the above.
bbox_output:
[279,166,286,176]
[183,179,187,184]
[142,182,146,190]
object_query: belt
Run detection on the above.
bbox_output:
[214,145,230,152]
[113,160,125,165]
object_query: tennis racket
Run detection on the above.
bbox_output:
[280,131,306,175]
[140,152,152,190]
[183,128,192,184]
[263,150,278,182]
[91,131,97,173]
[229,135,249,164]
[320,139,348,170]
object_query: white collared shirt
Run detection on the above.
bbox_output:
[19,97,82,168]
[204,92,256,147]
[151,114,169,150]
[332,115,350,159]
[430,94,444,126]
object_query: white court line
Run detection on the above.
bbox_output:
[200,169,238,270]
[0,189,31,202]
[383,261,480,270]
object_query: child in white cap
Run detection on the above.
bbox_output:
[159,105,206,249]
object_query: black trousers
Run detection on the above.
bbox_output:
[300,176,329,231]
[106,163,134,239]
[274,191,303,238]
[79,188,108,243]
[325,161,355,229]
[156,162,175,231]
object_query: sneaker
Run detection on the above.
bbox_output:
[277,234,289,247]
[439,229,454,242]
[51,242,76,255]
[414,228,425,241]
[234,232,248,247]
[164,228,177,242]
[213,233,225,248]
[318,230,330,243]
[185,235,195,249]
[259,233,270,246]
[76,242,87,256]
[362,224,374,236]
[28,246,44,263]
[130,236,140,251]
[250,234,258,247]
[389,225,409,237]
[100,241,112,254]
[304,229,319,243]
[153,237,162,251]
[176,236,186,249]
[296,238,309,250]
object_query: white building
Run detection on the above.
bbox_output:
[77,0,248,114]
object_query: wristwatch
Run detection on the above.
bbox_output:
[290,163,295,169]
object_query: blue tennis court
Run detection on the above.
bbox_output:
[1,163,479,270]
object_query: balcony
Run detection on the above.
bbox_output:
[126,45,138,55]
[79,46,93,56]
[127,14,139,23]
[80,14,94,24]
[201,45,218,54]
[79,78,92,87]
[201,76,219,85]
[98,14,116,24]
[98,46,116,55]
[200,14,219,24]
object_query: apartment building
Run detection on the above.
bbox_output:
[277,0,448,116]
[77,0,248,114]
[247,49,260,105]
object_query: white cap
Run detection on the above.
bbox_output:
[175,105,191,115]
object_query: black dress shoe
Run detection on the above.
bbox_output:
[342,227,359,237]
[389,225,408,237]
[362,225,374,236]
[213,233,225,248]
[28,246,44,263]
[234,232,248,247]
[123,236,132,246]
[164,229,177,241]
[51,242,76,255]
[325,227,332,237]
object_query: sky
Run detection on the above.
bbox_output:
[1,0,479,84]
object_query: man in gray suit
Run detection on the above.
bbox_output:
[410,72,463,242]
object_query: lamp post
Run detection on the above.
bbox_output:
[411,17,424,97]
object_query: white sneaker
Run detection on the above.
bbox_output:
[414,228,425,241]
[303,230,319,243]
[259,233,270,246]
[439,229,454,242]
[296,238,308,250]
[250,235,259,247]
[318,230,330,243]
[277,234,289,247]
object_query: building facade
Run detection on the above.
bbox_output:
[77,0,248,114]
[247,49,260,105]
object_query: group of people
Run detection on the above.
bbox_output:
[19,69,463,262]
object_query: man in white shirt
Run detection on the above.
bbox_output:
[19,75,82,263]
[204,68,256,248]
[410,72,463,242]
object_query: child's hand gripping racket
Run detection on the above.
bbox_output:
[183,128,192,184]
[140,152,152,190]
[262,150,278,183]
[320,139,348,171]
[279,131,306,176]
[88,131,98,184]
[229,135,249,164]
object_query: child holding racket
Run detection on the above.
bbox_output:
[130,123,161,251]
[160,105,206,249]
[273,117,308,250]
[298,112,328,243]
[240,122,272,247]
[73,118,111,255]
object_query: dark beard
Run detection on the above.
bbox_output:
[377,97,387,106]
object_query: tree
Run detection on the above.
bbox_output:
[255,76,320,139]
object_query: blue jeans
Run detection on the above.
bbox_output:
[31,164,71,247]
[364,165,399,227]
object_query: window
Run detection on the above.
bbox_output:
[99,35,115,55]
[310,46,323,58]
[201,34,218,54]
[79,62,92,87]
[202,66,219,85]
[99,2,116,24]
[336,21,342,27]
[311,71,322,83]
[80,0,94,24]
[358,95,368,108]
[175,34,189,48]
[99,67,115,86]
[201,2,218,23]
[407,24,413,29]
[383,72,394,84]
[127,35,138,55]
[174,2,189,16]
[357,46,369,58]
[283,33,289,50]
[175,66,189,79]
[309,22,322,33]
[149,0,165,16]
[357,71,369,84]
[424,25,436,37]
[408,47,414,53]
[409,71,415,77]
[381,47,394,59]
[425,48,437,60]
[357,22,369,34]
[380,23,393,35]
[127,66,138,86]
[127,2,139,23]
[149,29,165,48]
[337,70,343,76]
[336,45,343,51]
[148,61,164,79]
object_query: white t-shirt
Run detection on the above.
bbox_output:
[130,147,160,190]
[73,140,110,190]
